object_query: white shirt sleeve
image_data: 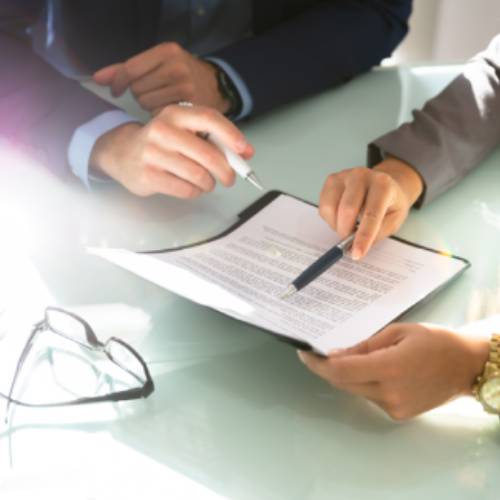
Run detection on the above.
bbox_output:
[68,110,138,188]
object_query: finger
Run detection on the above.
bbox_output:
[137,86,184,112]
[144,145,215,192]
[142,167,202,199]
[113,49,168,97]
[150,122,236,187]
[93,64,122,86]
[319,175,345,230]
[336,381,382,402]
[109,65,132,97]
[125,43,180,81]
[374,210,407,242]
[109,43,185,98]
[300,348,395,385]
[299,352,388,405]
[130,65,178,96]
[161,105,253,158]
[240,144,255,160]
[351,176,393,259]
[298,350,338,381]
[337,323,404,357]
[336,174,368,238]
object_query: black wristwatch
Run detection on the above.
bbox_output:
[209,62,243,119]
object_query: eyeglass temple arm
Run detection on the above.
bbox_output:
[5,322,43,417]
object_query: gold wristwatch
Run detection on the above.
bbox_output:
[472,334,500,414]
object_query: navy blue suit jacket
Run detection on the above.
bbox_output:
[0,0,411,177]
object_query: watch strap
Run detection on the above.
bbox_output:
[490,334,500,365]
[473,333,500,401]
[208,61,242,119]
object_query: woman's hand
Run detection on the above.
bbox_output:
[319,158,424,259]
[299,322,489,420]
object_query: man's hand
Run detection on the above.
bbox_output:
[319,158,424,260]
[93,42,230,115]
[299,323,489,420]
[90,104,253,198]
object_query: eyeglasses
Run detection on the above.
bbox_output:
[1,307,154,421]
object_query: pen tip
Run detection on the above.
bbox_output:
[246,173,264,191]
[280,284,297,300]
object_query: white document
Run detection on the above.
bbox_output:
[90,194,469,355]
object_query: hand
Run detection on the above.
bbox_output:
[319,158,424,260]
[93,42,230,115]
[89,104,254,198]
[299,323,489,420]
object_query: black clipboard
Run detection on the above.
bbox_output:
[140,190,471,354]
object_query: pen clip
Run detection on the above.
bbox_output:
[337,233,356,253]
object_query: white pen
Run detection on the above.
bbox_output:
[203,133,264,191]
[178,101,264,190]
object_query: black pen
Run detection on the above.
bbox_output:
[280,232,356,299]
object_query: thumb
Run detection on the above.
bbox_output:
[332,323,405,357]
[93,63,122,86]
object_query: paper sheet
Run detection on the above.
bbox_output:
[90,195,468,355]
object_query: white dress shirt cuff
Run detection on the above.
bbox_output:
[68,110,137,188]
[205,57,253,121]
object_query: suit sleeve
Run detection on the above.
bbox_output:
[209,0,411,117]
[368,35,500,206]
[0,31,117,178]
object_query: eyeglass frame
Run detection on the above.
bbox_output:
[2,306,154,418]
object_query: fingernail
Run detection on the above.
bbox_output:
[297,350,306,364]
[237,140,250,153]
[351,247,362,261]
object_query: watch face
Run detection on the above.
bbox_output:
[480,376,500,413]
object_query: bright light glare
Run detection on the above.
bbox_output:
[69,303,152,345]
[1,433,229,499]
[474,201,500,229]
[0,250,54,347]
[424,396,495,424]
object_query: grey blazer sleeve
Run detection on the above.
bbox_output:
[368,34,500,207]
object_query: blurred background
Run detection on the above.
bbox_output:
[385,0,500,65]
